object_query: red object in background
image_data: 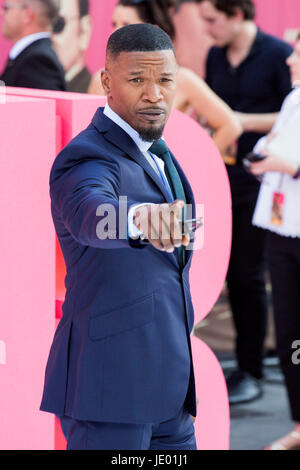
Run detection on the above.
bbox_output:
[55,241,66,310]
[55,417,66,450]
[55,300,63,320]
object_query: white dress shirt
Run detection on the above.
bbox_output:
[9,32,51,60]
[103,103,173,239]
[252,87,300,238]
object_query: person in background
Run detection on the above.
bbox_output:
[88,0,242,156]
[51,0,92,93]
[249,32,300,451]
[0,0,66,91]
[198,0,293,404]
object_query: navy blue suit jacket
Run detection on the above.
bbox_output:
[40,108,197,424]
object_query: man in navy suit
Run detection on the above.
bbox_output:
[40,23,197,450]
[0,0,66,91]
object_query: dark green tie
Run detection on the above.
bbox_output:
[149,139,186,267]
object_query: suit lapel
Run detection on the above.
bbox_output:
[169,150,196,267]
[170,150,195,210]
[13,38,51,63]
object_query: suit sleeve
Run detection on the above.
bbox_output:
[51,153,146,249]
[14,53,66,91]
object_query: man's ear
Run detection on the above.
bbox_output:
[101,69,112,97]
[23,5,35,26]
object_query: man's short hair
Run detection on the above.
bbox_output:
[79,0,89,18]
[197,0,256,21]
[106,23,176,60]
[27,0,59,25]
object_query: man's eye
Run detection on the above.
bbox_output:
[130,78,143,83]
[160,78,172,83]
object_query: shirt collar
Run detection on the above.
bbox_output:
[103,103,154,153]
[222,26,263,66]
[247,27,264,59]
[9,32,50,60]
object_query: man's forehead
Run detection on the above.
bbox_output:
[110,50,177,68]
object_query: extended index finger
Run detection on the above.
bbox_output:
[170,199,185,219]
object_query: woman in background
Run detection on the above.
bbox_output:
[250,32,300,451]
[88,0,242,156]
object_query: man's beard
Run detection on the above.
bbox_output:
[136,124,165,143]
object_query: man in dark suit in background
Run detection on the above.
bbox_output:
[0,0,66,91]
[40,23,197,450]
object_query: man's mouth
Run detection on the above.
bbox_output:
[137,109,166,122]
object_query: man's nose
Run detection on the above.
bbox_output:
[142,82,163,102]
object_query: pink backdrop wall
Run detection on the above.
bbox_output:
[255,0,300,39]
[0,95,56,450]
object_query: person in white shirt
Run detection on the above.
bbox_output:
[0,0,66,91]
[250,32,300,451]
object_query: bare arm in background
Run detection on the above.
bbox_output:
[176,67,242,154]
[235,111,279,134]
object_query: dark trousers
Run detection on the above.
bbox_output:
[268,232,300,422]
[58,407,196,450]
[226,195,268,379]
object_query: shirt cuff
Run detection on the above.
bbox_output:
[127,203,154,240]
